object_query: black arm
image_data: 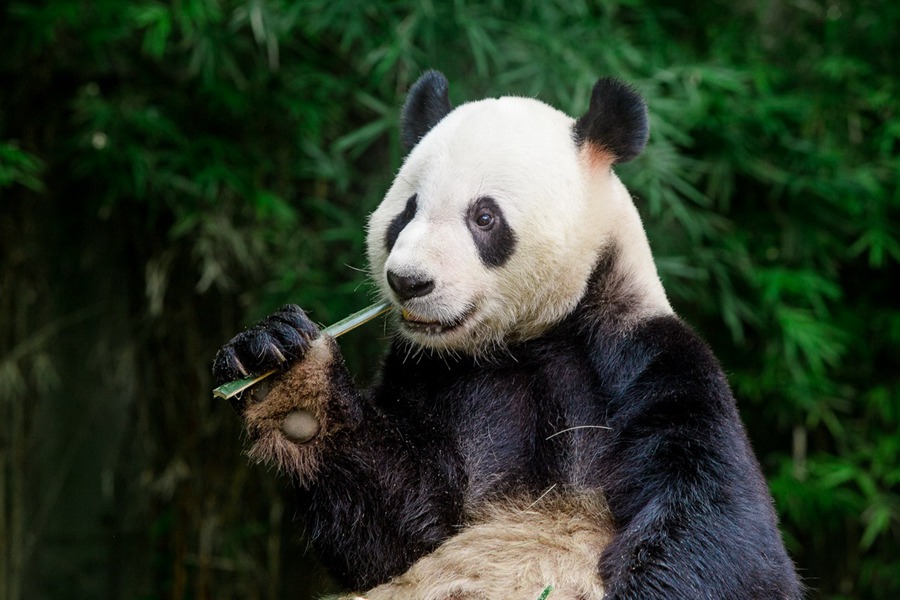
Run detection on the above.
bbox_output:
[591,316,802,599]
[213,306,464,590]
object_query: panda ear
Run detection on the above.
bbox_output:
[401,70,453,152]
[573,77,649,165]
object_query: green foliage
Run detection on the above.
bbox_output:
[1,0,897,599]
[0,141,44,192]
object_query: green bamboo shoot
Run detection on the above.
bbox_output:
[212,301,392,400]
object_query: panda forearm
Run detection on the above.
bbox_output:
[600,498,743,599]
[228,328,465,589]
[598,443,797,598]
[596,366,801,599]
[300,418,464,589]
[599,477,801,600]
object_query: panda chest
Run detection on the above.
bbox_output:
[451,349,610,502]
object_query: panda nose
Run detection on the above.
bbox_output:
[387,271,435,301]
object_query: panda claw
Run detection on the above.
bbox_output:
[269,342,287,364]
[233,354,249,378]
[213,305,320,387]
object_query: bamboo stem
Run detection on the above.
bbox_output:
[212,302,392,400]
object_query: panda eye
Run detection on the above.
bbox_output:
[475,211,495,229]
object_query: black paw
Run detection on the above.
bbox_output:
[213,304,320,386]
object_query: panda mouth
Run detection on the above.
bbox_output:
[400,307,470,335]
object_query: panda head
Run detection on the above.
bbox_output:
[366,71,670,355]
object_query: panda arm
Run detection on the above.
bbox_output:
[593,317,802,599]
[299,388,465,591]
[213,306,464,590]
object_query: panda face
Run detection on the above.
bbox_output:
[366,73,672,355]
[367,97,619,354]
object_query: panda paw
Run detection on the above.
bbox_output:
[212,304,320,388]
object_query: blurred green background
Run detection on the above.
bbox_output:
[1,1,897,598]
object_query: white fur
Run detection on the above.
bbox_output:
[366,95,671,356]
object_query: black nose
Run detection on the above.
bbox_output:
[387,271,435,301]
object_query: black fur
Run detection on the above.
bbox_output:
[401,70,452,152]
[466,196,517,268]
[384,193,418,252]
[212,304,319,410]
[213,254,803,598]
[573,77,649,164]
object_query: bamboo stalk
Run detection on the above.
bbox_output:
[212,302,392,400]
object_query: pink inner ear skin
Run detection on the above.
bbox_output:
[580,143,616,172]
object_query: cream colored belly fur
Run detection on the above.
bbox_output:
[345,492,612,600]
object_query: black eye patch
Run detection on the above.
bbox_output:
[385,194,418,252]
[466,196,516,268]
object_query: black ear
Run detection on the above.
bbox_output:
[401,71,452,152]
[573,77,649,164]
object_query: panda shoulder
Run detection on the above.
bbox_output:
[587,312,734,414]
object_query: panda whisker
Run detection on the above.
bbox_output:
[525,484,557,510]
[343,263,368,273]
[545,425,612,440]
[497,340,517,363]
[401,339,417,364]
[412,344,430,365]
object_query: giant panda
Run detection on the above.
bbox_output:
[213,71,803,600]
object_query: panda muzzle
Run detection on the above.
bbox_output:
[400,307,466,334]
